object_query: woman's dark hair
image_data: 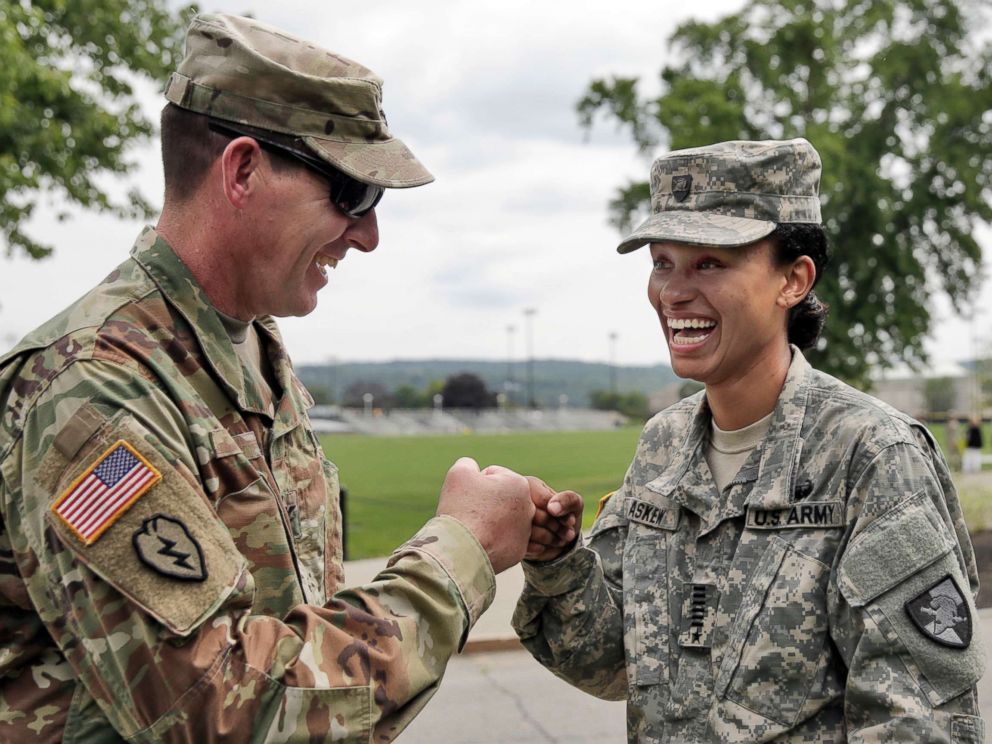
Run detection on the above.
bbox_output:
[770,223,830,350]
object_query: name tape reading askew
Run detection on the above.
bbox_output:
[625,498,680,530]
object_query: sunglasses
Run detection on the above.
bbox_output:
[208,121,384,219]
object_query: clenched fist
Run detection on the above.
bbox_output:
[436,457,535,573]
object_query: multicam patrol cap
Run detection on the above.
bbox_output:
[617,138,822,253]
[164,13,433,189]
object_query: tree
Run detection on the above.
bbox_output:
[1,0,194,259]
[392,384,429,409]
[441,373,496,410]
[923,376,956,417]
[341,381,392,409]
[578,0,992,386]
[590,389,651,420]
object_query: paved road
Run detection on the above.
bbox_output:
[400,607,992,743]
[400,649,626,743]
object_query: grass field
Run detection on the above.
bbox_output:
[323,423,992,559]
[320,427,642,559]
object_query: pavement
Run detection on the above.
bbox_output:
[345,557,992,742]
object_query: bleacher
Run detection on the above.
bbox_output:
[308,405,628,436]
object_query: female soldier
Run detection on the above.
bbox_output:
[515,139,986,742]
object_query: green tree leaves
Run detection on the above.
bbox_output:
[580,0,992,385]
[0,0,194,259]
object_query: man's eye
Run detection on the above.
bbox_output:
[698,259,721,269]
[652,260,670,271]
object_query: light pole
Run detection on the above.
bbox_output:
[523,308,537,408]
[505,324,516,405]
[609,331,619,395]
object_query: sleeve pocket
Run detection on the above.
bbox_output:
[838,490,985,706]
[838,489,956,608]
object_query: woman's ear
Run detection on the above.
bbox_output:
[777,255,817,309]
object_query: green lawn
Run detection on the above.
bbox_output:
[323,424,992,559]
[320,427,642,559]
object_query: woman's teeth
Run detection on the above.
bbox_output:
[667,317,717,346]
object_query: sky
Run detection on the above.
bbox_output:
[1,0,989,368]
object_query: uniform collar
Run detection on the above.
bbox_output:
[645,347,812,527]
[130,227,308,430]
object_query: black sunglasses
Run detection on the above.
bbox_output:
[208,120,384,219]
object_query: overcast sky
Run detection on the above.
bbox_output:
[1,0,989,368]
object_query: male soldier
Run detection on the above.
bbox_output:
[0,14,541,742]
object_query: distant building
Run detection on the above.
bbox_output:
[869,360,977,419]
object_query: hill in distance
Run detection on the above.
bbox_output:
[296,358,678,409]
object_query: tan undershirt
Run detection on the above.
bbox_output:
[216,310,277,401]
[705,411,774,492]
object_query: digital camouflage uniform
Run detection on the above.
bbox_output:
[516,140,985,742]
[515,350,986,743]
[0,227,495,742]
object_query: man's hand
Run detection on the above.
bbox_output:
[436,458,535,574]
[524,477,584,562]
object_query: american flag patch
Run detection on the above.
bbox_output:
[52,440,161,545]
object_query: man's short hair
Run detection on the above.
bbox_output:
[160,104,297,204]
[159,104,229,204]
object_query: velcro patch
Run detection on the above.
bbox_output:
[905,574,972,649]
[51,440,161,545]
[626,497,679,530]
[746,501,843,530]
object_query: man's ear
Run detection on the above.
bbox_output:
[777,255,817,309]
[219,137,265,209]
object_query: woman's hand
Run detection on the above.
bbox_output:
[524,476,584,562]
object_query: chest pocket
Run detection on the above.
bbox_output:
[713,534,833,729]
[205,427,306,615]
[272,426,339,603]
[622,497,680,687]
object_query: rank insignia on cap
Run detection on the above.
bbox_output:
[133,515,207,582]
[52,440,161,545]
[905,575,972,649]
[672,174,692,202]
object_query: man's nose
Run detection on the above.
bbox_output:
[346,209,379,253]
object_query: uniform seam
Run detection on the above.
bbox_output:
[0,354,165,464]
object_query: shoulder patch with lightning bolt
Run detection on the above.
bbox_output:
[133,515,207,581]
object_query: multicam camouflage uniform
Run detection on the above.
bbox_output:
[0,228,495,742]
[515,351,986,742]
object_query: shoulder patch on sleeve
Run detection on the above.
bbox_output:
[51,440,161,545]
[595,491,615,520]
[46,417,246,636]
[905,574,972,649]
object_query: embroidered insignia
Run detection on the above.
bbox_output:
[679,582,719,648]
[52,440,161,545]
[746,501,844,529]
[792,478,814,501]
[625,497,680,530]
[672,174,693,202]
[905,575,972,649]
[133,515,207,582]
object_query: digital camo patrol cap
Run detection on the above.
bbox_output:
[164,13,433,189]
[617,138,822,253]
